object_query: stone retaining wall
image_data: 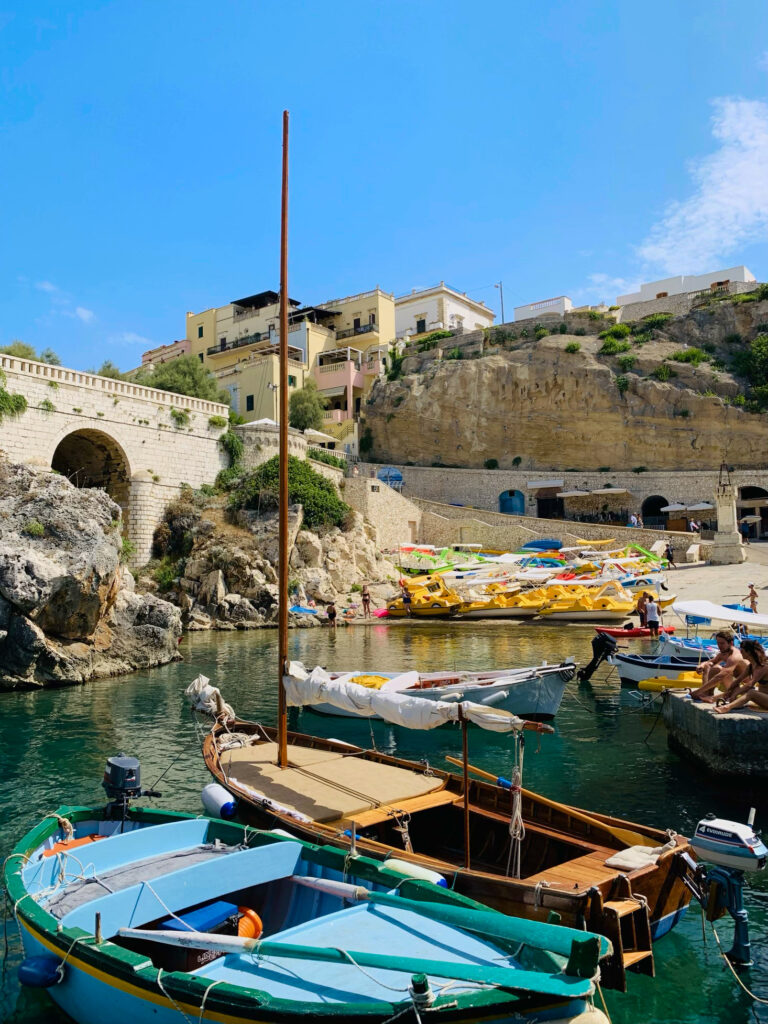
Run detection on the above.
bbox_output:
[342,478,423,550]
[663,691,768,776]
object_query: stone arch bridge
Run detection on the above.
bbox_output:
[0,354,229,564]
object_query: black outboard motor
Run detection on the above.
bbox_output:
[103,754,161,827]
[577,633,618,683]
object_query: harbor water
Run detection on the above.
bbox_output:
[1,621,766,1023]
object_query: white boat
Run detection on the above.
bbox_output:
[297,662,575,720]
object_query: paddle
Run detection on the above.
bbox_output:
[444,755,657,848]
[290,876,612,960]
[117,928,595,1000]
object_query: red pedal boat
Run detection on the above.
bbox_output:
[595,625,676,638]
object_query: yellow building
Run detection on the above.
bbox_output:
[143,287,397,448]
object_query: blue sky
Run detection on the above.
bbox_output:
[2,0,768,370]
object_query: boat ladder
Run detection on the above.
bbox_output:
[600,897,654,991]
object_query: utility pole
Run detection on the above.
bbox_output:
[495,281,505,324]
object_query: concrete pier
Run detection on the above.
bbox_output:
[663,691,768,777]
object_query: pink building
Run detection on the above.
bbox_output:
[141,339,191,366]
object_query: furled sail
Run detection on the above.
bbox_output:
[284,662,525,732]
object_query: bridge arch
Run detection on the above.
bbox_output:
[51,428,132,526]
[641,494,669,521]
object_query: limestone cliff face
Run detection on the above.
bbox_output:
[0,459,181,691]
[364,333,768,471]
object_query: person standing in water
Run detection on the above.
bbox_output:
[361,583,371,618]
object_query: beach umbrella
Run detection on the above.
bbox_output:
[687,501,714,511]
[740,515,763,523]
[660,503,687,513]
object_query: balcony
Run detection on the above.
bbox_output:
[207,333,303,363]
[323,409,349,424]
[336,322,378,341]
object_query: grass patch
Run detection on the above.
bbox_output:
[617,354,636,371]
[208,415,228,429]
[599,338,631,355]
[170,407,190,429]
[670,348,710,366]
[309,449,346,469]
[652,363,677,381]
[615,375,630,394]
[564,342,581,353]
[23,519,45,537]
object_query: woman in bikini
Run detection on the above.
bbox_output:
[715,639,768,713]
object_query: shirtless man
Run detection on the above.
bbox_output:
[689,630,746,702]
[715,640,768,713]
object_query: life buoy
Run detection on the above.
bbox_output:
[238,908,263,939]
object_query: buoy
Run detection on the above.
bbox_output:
[18,956,63,988]
[381,858,447,887]
[201,782,237,820]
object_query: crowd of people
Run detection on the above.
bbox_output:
[687,627,768,714]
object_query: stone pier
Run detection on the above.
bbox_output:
[662,691,768,777]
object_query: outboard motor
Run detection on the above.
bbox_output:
[685,809,767,967]
[577,632,618,683]
[103,754,161,826]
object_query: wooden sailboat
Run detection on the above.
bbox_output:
[197,115,696,995]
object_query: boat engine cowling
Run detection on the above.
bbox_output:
[691,814,767,872]
[577,633,618,683]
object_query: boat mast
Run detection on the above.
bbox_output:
[277,109,290,769]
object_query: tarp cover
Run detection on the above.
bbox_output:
[284,663,525,733]
[671,600,768,628]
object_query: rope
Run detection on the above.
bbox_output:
[142,880,196,931]
[596,980,614,1024]
[505,733,525,878]
[156,967,195,1024]
[198,978,226,1023]
[710,922,768,1006]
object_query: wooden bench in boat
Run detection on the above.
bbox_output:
[523,849,620,890]
[220,742,444,824]
[336,788,456,828]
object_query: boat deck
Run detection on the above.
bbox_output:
[221,741,444,823]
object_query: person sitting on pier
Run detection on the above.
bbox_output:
[714,640,768,714]
[688,630,746,702]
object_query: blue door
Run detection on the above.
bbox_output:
[499,489,525,515]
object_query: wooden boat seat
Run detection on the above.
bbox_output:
[225,753,444,824]
[522,848,620,891]
[221,741,343,770]
[338,787,455,827]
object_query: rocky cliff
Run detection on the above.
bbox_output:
[0,459,181,691]
[364,296,768,471]
[141,495,398,630]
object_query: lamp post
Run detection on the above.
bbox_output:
[495,281,505,324]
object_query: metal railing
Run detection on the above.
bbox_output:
[336,323,378,340]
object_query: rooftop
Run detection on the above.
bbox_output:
[231,290,301,310]
[395,281,493,312]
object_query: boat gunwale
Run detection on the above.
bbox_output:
[4,805,569,1022]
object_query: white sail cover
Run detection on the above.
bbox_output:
[185,674,235,719]
[672,600,768,628]
[284,662,525,733]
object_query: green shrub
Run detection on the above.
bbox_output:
[598,466,611,472]
[599,338,631,355]
[208,415,228,429]
[756,324,768,335]
[219,429,244,467]
[670,348,710,366]
[484,458,499,470]
[417,329,453,351]
[519,327,530,338]
[23,519,45,537]
[701,388,717,397]
[677,408,690,417]
[617,354,636,371]
[387,352,405,381]
[573,327,586,336]
[588,311,603,321]
[564,342,581,353]
[152,495,199,558]
[445,347,463,360]
[651,363,677,381]
[632,466,647,473]
[723,332,743,345]
[153,557,180,592]
[308,448,346,470]
[558,322,567,334]
[615,375,630,394]
[39,397,55,413]
[120,537,136,563]
[731,334,768,384]
[608,305,620,311]
[598,322,631,340]
[47,380,59,390]
[512,456,522,467]
[711,358,726,370]
[229,455,351,531]
[732,394,747,407]
[0,369,27,421]
[393,394,404,407]
[533,326,548,340]
[359,428,373,455]
[214,465,245,492]
[170,407,190,429]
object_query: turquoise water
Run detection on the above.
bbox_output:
[1,621,767,1023]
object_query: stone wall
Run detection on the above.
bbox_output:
[0,355,229,564]
[617,281,758,323]
[356,462,768,517]
[342,478,423,550]
[663,691,768,777]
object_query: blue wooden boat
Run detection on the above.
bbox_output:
[7,799,613,1024]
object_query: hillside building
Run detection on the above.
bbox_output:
[616,266,756,305]
[395,283,494,339]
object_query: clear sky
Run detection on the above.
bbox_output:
[2,0,768,370]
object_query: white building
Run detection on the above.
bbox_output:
[395,282,494,338]
[616,266,756,306]
[514,296,573,322]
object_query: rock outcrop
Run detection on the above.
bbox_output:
[364,298,768,471]
[147,501,397,630]
[0,459,181,691]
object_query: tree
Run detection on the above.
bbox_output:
[0,341,62,364]
[135,355,230,404]
[95,360,127,379]
[289,378,327,431]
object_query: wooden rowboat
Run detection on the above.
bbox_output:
[203,720,695,993]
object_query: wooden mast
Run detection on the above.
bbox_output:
[277,110,290,769]
[460,706,470,869]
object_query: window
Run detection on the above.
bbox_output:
[655,292,668,299]
[353,317,361,331]
[198,325,204,338]
[416,318,426,334]
[219,338,227,351]
[288,374,297,387]
[368,312,376,325]
[246,395,254,412]
[198,354,204,363]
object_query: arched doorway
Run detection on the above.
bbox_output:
[738,485,768,540]
[51,429,131,526]
[499,489,525,516]
[641,494,669,527]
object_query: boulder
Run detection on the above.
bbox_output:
[296,531,323,568]
[199,569,226,607]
